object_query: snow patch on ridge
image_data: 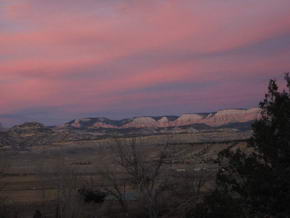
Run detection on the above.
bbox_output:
[123,117,158,128]
[64,108,261,129]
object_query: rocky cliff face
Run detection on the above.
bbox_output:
[123,117,159,128]
[203,108,261,126]
[64,108,261,129]
[9,122,52,136]
[1,122,56,148]
[173,114,204,127]
[0,108,260,149]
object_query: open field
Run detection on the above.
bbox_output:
[0,130,250,217]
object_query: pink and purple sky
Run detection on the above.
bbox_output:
[0,0,290,126]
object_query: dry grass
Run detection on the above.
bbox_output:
[0,132,248,217]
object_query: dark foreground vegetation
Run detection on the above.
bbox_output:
[192,73,290,218]
[1,74,290,218]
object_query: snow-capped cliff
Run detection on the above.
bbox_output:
[63,108,261,129]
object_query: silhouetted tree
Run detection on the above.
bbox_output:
[98,137,177,218]
[192,73,290,218]
[78,188,106,204]
[33,210,42,218]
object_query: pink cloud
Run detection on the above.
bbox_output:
[0,0,290,124]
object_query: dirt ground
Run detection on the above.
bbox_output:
[0,132,248,217]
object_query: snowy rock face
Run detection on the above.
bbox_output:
[64,108,261,129]
[204,108,261,126]
[173,114,204,126]
[157,117,170,128]
[123,117,159,128]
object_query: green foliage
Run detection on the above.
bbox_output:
[193,74,290,218]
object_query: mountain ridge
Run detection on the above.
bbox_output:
[0,108,260,149]
[63,107,261,129]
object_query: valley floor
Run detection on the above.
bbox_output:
[0,130,250,218]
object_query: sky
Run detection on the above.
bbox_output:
[0,0,290,126]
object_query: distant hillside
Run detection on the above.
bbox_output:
[0,108,260,149]
[63,108,261,129]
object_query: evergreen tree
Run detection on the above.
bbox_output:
[192,74,290,218]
